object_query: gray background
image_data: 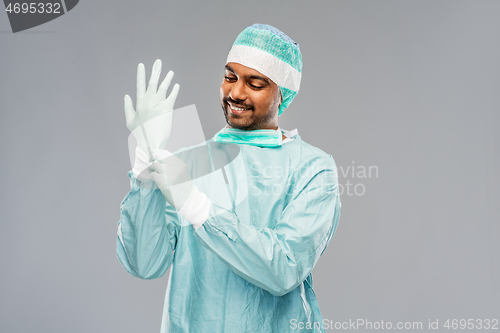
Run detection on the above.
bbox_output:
[1,0,499,332]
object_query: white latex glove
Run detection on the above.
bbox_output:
[124,59,180,161]
[149,149,195,209]
[149,149,211,227]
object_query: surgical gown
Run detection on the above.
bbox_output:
[117,133,341,332]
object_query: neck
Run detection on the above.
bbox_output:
[227,124,280,131]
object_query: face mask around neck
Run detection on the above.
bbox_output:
[213,127,283,147]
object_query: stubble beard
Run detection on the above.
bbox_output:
[221,101,275,131]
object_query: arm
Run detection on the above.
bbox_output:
[117,59,181,279]
[193,157,341,296]
[116,171,180,280]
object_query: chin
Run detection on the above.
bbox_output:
[227,119,252,130]
[223,109,251,129]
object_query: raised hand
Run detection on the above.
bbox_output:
[124,59,180,159]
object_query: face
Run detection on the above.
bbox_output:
[220,62,282,131]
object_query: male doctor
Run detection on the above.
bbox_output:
[117,24,341,332]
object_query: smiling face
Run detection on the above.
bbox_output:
[220,62,282,131]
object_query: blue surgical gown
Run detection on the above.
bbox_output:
[117,134,341,332]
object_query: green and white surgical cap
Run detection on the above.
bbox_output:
[226,24,302,116]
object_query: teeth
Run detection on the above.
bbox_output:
[228,102,250,111]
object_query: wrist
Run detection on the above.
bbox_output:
[177,186,211,229]
[132,146,152,179]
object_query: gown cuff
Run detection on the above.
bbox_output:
[177,186,211,229]
[132,146,152,180]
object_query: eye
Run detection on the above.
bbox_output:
[249,83,263,89]
[225,75,236,82]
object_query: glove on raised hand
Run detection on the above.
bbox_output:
[124,59,179,177]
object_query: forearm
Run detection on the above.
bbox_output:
[116,171,178,279]
[194,193,340,296]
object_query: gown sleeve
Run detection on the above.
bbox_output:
[193,156,341,296]
[116,171,180,280]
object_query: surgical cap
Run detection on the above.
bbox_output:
[226,24,302,116]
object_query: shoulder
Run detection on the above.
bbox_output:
[284,136,340,199]
[285,135,338,174]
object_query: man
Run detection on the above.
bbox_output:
[117,24,341,332]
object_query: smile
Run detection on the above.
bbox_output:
[227,101,252,113]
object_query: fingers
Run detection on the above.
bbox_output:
[150,161,163,173]
[136,63,146,100]
[124,95,136,125]
[157,70,174,100]
[149,171,164,186]
[147,59,162,95]
[153,149,174,162]
[167,83,180,104]
[134,61,179,111]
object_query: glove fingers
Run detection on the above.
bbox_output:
[136,63,146,100]
[147,59,162,95]
[149,171,164,186]
[166,83,180,106]
[124,95,136,128]
[157,70,174,100]
[149,171,160,181]
[150,161,164,174]
[153,149,174,162]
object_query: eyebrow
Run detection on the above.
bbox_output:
[225,65,270,84]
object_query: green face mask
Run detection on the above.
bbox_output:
[213,127,283,147]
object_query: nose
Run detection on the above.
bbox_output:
[229,79,247,102]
